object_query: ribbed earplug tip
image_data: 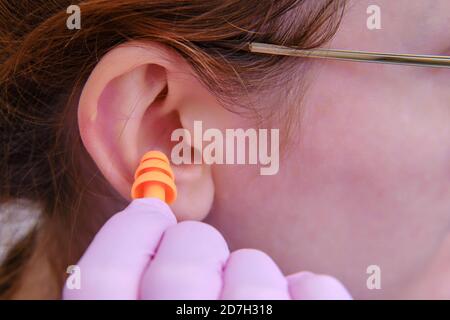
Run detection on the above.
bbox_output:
[131,151,177,204]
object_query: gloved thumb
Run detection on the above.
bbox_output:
[63,198,176,299]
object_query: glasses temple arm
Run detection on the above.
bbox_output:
[248,42,450,69]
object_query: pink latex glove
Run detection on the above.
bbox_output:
[63,198,351,300]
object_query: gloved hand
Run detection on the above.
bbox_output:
[63,198,351,300]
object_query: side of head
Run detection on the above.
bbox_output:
[0,0,345,298]
[1,0,449,299]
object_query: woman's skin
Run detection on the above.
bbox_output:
[206,0,450,299]
[13,0,450,299]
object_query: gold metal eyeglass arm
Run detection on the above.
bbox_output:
[248,42,450,69]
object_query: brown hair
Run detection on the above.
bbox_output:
[0,0,345,298]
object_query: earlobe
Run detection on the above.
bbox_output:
[77,41,215,221]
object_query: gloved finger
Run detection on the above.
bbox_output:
[63,198,176,300]
[139,221,229,299]
[287,271,352,300]
[220,249,290,300]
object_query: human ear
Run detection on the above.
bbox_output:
[77,41,215,221]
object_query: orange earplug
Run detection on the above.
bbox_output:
[131,151,177,204]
